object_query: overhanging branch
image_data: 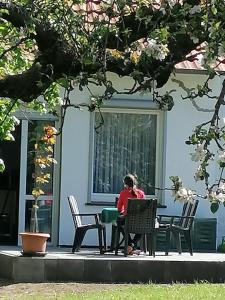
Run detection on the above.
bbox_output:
[0,1,209,102]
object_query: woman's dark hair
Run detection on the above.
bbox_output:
[124,174,138,196]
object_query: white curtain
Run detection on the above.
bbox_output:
[93,112,157,195]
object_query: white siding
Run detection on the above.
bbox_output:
[59,73,225,247]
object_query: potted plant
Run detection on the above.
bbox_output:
[20,125,57,256]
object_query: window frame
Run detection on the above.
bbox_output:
[88,101,165,205]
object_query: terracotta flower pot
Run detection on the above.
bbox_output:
[19,232,50,256]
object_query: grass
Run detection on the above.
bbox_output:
[71,284,225,300]
[5,283,225,300]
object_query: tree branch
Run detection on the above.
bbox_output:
[0,1,209,102]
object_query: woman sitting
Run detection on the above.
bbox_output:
[117,173,145,254]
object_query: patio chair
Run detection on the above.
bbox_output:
[68,195,106,254]
[115,198,157,257]
[157,199,199,255]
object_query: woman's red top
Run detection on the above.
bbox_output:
[117,188,145,215]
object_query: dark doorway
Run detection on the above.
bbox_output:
[0,124,21,245]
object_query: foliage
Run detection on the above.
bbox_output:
[1,1,225,211]
[30,125,57,233]
[217,236,225,252]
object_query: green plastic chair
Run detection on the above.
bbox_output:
[157,199,199,255]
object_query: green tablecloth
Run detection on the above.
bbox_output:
[100,208,120,223]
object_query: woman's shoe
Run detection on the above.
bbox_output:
[132,249,141,255]
[127,245,133,255]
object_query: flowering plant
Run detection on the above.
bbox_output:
[183,116,225,212]
[30,125,57,233]
[170,176,196,203]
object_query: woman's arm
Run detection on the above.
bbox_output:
[117,191,124,213]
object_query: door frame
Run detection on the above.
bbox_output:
[17,113,60,246]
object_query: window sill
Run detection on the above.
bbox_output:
[86,201,167,208]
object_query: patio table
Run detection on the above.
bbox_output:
[100,208,120,251]
[100,208,120,224]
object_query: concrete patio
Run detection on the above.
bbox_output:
[0,246,225,283]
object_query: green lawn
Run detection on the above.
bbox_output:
[12,283,225,300]
[76,284,225,300]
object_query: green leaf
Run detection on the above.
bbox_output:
[210,202,219,214]
[219,161,225,168]
[211,6,217,15]
[0,159,5,173]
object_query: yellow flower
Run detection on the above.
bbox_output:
[42,135,56,145]
[47,157,57,164]
[46,146,54,153]
[44,126,57,136]
[107,49,123,59]
[130,51,140,64]
[32,188,45,198]
[35,173,50,184]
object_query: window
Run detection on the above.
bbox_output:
[25,120,55,237]
[26,120,55,195]
[91,108,164,202]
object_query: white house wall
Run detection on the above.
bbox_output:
[160,73,225,246]
[59,72,225,247]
